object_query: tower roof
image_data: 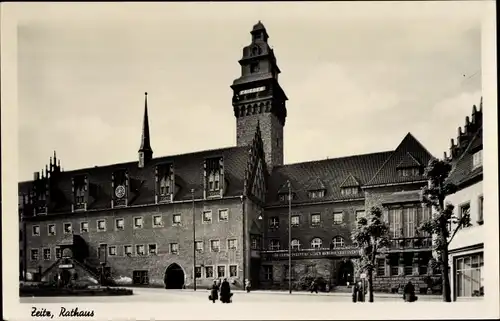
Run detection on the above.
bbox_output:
[252,20,266,32]
[139,92,152,153]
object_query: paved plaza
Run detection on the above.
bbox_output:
[20,287,442,304]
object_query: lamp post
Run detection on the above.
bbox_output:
[287,180,292,294]
[192,189,196,291]
[241,195,246,289]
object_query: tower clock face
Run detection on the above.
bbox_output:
[115,185,126,199]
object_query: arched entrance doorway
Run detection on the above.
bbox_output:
[164,263,185,289]
[337,260,354,286]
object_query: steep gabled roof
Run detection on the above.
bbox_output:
[306,177,327,191]
[19,146,249,214]
[267,150,392,205]
[447,126,483,187]
[366,133,434,186]
[339,173,360,188]
[396,152,422,168]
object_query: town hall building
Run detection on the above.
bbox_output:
[19,22,480,294]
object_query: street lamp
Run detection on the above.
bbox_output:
[192,189,196,291]
[287,180,292,294]
[241,195,246,289]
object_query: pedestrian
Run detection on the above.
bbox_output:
[245,279,251,293]
[220,278,232,303]
[351,282,358,303]
[403,281,418,302]
[209,280,219,303]
[309,280,318,293]
[357,281,364,302]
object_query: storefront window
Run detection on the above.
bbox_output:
[455,253,484,297]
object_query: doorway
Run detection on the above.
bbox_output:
[164,263,185,289]
[337,260,354,286]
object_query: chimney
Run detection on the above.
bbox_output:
[33,172,40,181]
[443,151,447,160]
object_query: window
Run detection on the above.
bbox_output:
[32,225,40,236]
[264,266,273,280]
[250,63,260,73]
[148,244,157,255]
[332,236,345,248]
[80,221,89,233]
[399,167,420,177]
[124,245,132,256]
[291,215,300,227]
[269,217,279,229]
[159,175,171,195]
[311,237,322,249]
[404,207,417,237]
[341,187,359,196]
[97,220,106,231]
[208,170,221,191]
[356,210,366,221]
[228,239,237,250]
[389,208,401,238]
[269,239,280,251]
[195,241,204,252]
[217,265,225,278]
[108,246,117,256]
[459,203,471,228]
[251,236,261,250]
[134,217,143,229]
[311,213,321,226]
[136,245,145,256]
[291,239,301,250]
[308,190,325,199]
[132,270,149,285]
[205,266,214,278]
[333,212,343,224]
[169,243,179,254]
[376,259,385,277]
[203,211,212,224]
[210,240,220,252]
[195,266,202,278]
[153,215,162,227]
[55,247,62,259]
[43,248,51,260]
[172,214,181,225]
[472,150,483,169]
[74,180,85,205]
[115,218,124,230]
[478,196,484,224]
[31,249,39,261]
[63,223,72,234]
[48,224,56,236]
[218,209,229,221]
[229,265,238,277]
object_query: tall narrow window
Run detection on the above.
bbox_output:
[405,207,416,238]
[478,196,484,224]
[389,208,402,238]
[472,150,483,169]
[205,157,223,197]
[157,164,173,203]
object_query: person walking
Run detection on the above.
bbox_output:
[309,280,318,293]
[220,278,232,303]
[351,282,358,303]
[209,280,219,303]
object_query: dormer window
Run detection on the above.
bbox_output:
[112,170,128,207]
[398,167,421,177]
[278,192,295,202]
[472,149,483,169]
[341,187,359,196]
[156,163,174,203]
[73,175,87,211]
[204,157,224,198]
[308,190,325,199]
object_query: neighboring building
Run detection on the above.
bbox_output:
[19,21,438,292]
[445,100,483,300]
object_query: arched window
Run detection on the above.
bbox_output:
[311,238,322,249]
[291,239,301,250]
[332,236,345,248]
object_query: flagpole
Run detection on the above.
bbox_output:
[288,180,292,294]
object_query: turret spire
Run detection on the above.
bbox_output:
[138,92,153,168]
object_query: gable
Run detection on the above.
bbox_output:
[339,173,360,188]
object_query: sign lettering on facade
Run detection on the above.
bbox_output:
[239,86,266,95]
[58,264,74,269]
[262,247,360,260]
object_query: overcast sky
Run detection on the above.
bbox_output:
[17,2,483,181]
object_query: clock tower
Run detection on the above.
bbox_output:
[231,21,288,171]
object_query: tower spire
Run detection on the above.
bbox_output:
[138,92,153,168]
